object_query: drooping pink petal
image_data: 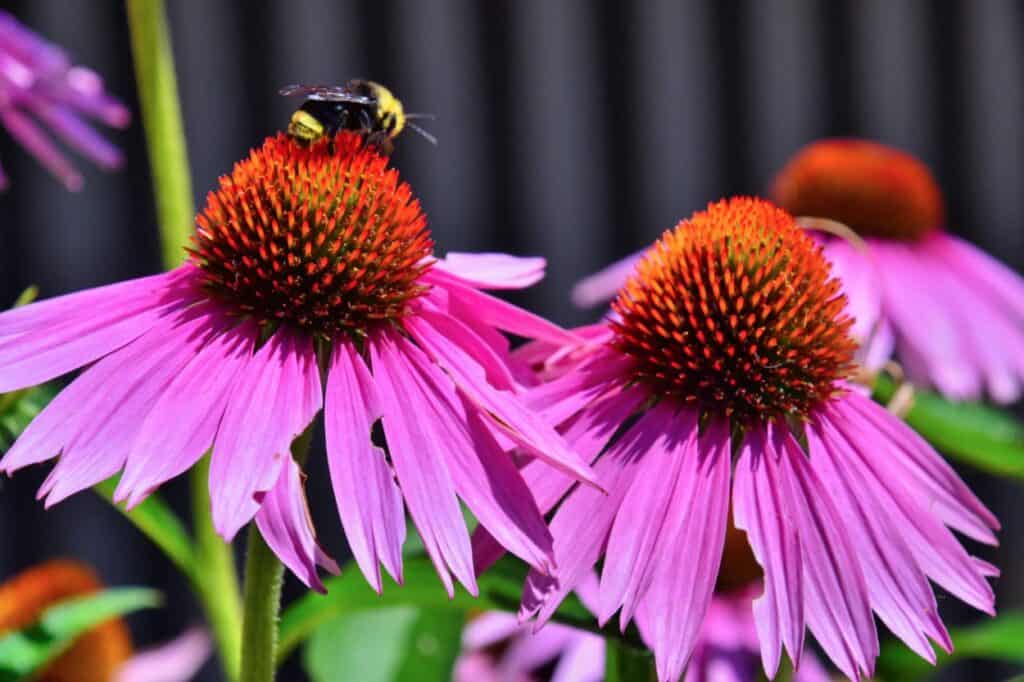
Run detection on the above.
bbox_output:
[404,311,599,489]
[524,347,635,428]
[255,456,339,592]
[871,242,980,399]
[115,317,258,508]
[571,251,643,308]
[471,386,646,574]
[931,233,1024,320]
[463,612,525,650]
[8,304,220,505]
[826,398,996,615]
[324,340,405,593]
[369,330,476,596]
[425,270,579,346]
[808,412,950,660]
[777,425,877,680]
[732,428,804,678]
[0,107,81,190]
[839,390,999,543]
[113,627,211,682]
[599,405,699,627]
[432,253,547,290]
[0,266,195,392]
[522,406,675,626]
[645,418,731,682]
[209,328,323,540]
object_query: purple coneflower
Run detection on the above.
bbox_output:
[484,197,999,681]
[0,131,597,594]
[575,139,1024,403]
[0,10,129,191]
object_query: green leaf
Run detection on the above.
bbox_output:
[303,607,463,682]
[873,374,1024,479]
[0,383,58,453]
[277,555,634,665]
[877,611,1024,681]
[604,638,657,682]
[0,587,161,682]
[94,476,198,584]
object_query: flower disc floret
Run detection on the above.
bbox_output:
[191,132,433,337]
[772,139,944,241]
[612,197,856,422]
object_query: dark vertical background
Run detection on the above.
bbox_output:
[0,1,1021,680]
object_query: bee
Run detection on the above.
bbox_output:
[279,80,436,154]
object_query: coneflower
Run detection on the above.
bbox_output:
[487,198,998,681]
[0,132,597,594]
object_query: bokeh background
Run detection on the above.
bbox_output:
[0,1,1022,680]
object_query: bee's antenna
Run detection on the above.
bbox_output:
[404,112,437,121]
[406,121,438,146]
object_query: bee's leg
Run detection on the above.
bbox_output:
[364,131,394,156]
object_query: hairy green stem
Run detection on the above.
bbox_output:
[126,0,194,269]
[240,428,315,682]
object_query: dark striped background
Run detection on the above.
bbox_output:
[0,2,1021,680]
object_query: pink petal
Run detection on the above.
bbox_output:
[523,406,675,626]
[324,340,405,593]
[11,305,219,505]
[571,251,643,308]
[820,239,888,369]
[113,627,211,682]
[645,418,731,682]
[432,252,547,290]
[404,311,599,489]
[523,347,635,428]
[0,107,81,189]
[256,456,339,592]
[209,328,323,540]
[930,233,1024,320]
[424,269,579,346]
[551,633,605,682]
[369,330,476,596]
[808,412,950,660]
[827,398,996,615]
[732,427,804,678]
[599,406,699,628]
[115,318,259,507]
[840,391,999,543]
[471,387,645,574]
[0,267,194,392]
[463,612,524,650]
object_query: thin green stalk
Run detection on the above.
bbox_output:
[240,428,315,682]
[193,455,243,681]
[126,0,194,269]
[126,2,241,679]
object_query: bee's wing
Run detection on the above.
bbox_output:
[278,84,375,105]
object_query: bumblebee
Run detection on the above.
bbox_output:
[279,80,435,154]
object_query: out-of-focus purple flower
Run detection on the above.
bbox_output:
[0,10,129,190]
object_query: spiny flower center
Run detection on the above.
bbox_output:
[191,132,433,337]
[612,197,856,423]
[771,139,944,241]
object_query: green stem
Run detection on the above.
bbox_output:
[604,637,658,682]
[193,455,243,682]
[126,0,194,269]
[240,523,286,682]
[240,428,315,682]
